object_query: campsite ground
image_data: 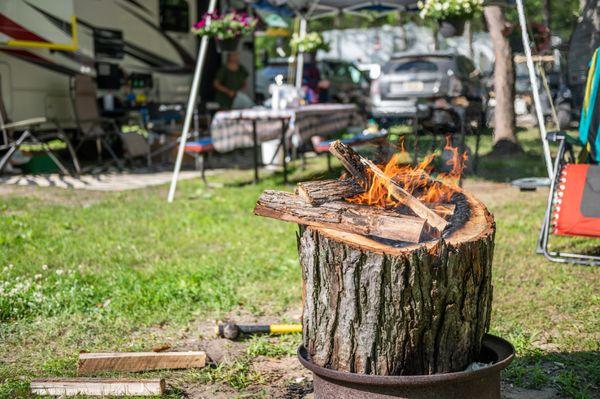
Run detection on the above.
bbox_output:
[0,129,598,398]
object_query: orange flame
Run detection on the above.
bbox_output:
[347,135,467,208]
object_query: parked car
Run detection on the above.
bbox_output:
[369,52,486,129]
[255,58,370,109]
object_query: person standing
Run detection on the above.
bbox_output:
[213,52,249,110]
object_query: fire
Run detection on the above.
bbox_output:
[347,136,467,208]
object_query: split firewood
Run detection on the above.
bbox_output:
[254,190,426,243]
[329,140,449,232]
[297,179,455,219]
[30,378,165,397]
[426,203,456,218]
[328,140,371,188]
[77,351,206,375]
[296,179,364,205]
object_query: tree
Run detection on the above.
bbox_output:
[484,5,521,153]
[541,0,551,29]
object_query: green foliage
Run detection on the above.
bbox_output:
[504,0,582,39]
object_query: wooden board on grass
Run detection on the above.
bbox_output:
[77,351,206,374]
[30,378,165,397]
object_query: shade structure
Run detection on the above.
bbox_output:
[251,0,420,19]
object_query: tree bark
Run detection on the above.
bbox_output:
[254,190,426,243]
[299,192,496,376]
[541,0,551,30]
[484,5,519,152]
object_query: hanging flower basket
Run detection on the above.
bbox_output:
[418,0,482,37]
[192,11,257,53]
[439,16,467,37]
[216,37,241,52]
[290,32,330,54]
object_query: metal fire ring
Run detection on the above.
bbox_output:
[298,334,515,399]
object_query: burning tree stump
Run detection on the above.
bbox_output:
[254,141,496,377]
[298,189,495,375]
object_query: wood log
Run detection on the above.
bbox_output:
[297,179,364,205]
[255,190,426,243]
[77,351,206,374]
[329,140,448,232]
[30,378,165,397]
[328,140,371,188]
[299,189,495,375]
[297,177,455,219]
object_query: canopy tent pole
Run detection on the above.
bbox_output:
[167,0,217,203]
[515,0,554,178]
[295,16,308,89]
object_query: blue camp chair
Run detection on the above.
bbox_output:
[537,48,600,266]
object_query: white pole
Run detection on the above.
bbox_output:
[295,17,307,89]
[515,0,554,178]
[167,0,217,203]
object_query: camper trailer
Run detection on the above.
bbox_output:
[0,0,254,123]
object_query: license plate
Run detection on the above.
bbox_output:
[391,81,424,93]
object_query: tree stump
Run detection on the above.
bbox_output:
[298,190,495,376]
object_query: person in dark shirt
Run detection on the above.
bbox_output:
[214,52,249,110]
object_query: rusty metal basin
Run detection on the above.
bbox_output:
[298,334,514,399]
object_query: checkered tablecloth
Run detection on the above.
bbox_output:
[210,104,360,153]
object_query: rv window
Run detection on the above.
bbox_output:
[160,0,190,32]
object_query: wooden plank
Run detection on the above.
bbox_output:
[30,378,165,397]
[254,190,426,243]
[77,351,206,375]
[328,140,448,232]
[296,179,364,205]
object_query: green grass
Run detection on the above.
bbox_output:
[0,128,598,398]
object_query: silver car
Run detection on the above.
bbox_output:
[369,52,486,127]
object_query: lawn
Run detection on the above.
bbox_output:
[0,128,598,398]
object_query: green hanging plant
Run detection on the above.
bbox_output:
[290,32,330,53]
[417,0,484,21]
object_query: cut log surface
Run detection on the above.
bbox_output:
[30,378,165,397]
[297,179,364,205]
[77,351,206,374]
[255,190,426,243]
[299,189,495,375]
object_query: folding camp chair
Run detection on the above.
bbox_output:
[537,48,600,266]
[70,75,150,168]
[0,75,80,175]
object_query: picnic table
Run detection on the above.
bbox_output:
[210,104,360,183]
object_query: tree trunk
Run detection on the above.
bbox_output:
[299,191,496,376]
[541,0,551,30]
[484,6,519,152]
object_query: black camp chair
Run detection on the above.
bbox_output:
[70,74,150,169]
[537,48,600,266]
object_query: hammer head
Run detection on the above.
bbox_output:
[216,322,240,340]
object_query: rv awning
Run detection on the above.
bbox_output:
[251,0,420,19]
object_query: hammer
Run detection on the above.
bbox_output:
[216,322,302,340]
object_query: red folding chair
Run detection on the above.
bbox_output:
[537,48,600,266]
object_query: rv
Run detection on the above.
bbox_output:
[0,0,254,123]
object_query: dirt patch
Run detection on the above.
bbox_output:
[462,180,547,208]
[501,383,564,399]
[0,184,103,206]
